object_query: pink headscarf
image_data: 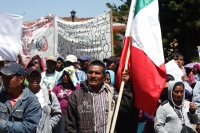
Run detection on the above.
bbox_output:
[194,64,200,71]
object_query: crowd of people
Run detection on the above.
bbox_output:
[0,51,200,133]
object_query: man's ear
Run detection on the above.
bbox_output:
[19,76,25,83]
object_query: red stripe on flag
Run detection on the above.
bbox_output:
[130,46,166,115]
[116,36,131,90]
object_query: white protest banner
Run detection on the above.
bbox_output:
[165,59,192,93]
[21,16,55,62]
[165,59,183,80]
[56,11,112,60]
[0,13,23,61]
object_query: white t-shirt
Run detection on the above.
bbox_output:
[35,89,45,108]
[41,71,59,90]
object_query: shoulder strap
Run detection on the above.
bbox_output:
[48,90,52,105]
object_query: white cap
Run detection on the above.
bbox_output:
[0,56,4,61]
[66,55,77,63]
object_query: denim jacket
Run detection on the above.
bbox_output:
[0,87,42,133]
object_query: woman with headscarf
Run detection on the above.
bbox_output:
[104,70,115,86]
[155,80,198,133]
[52,66,80,133]
[25,55,46,72]
[188,64,200,88]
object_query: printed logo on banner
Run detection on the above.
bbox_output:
[22,17,54,58]
[56,11,112,60]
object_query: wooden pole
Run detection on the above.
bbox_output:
[109,0,136,132]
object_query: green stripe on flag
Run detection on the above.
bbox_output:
[134,0,154,17]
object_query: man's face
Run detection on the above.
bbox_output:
[56,60,62,70]
[2,74,24,94]
[46,60,56,71]
[196,124,200,133]
[172,85,184,104]
[66,61,74,67]
[173,56,184,68]
[80,60,90,69]
[106,61,117,71]
[26,72,41,88]
[104,73,111,85]
[87,65,105,88]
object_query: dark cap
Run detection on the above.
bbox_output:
[26,66,41,76]
[103,56,119,64]
[78,54,91,61]
[0,62,26,76]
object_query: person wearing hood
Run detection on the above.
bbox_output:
[52,66,80,133]
[155,80,198,133]
[25,55,46,72]
[104,70,115,86]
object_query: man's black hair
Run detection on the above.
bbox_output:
[87,60,106,74]
[167,74,175,82]
[170,52,184,60]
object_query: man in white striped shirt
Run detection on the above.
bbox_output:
[65,60,133,133]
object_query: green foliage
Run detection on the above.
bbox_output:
[159,0,200,63]
[106,0,131,56]
[107,0,200,62]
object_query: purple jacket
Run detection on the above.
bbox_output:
[52,84,79,114]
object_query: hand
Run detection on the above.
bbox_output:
[182,75,188,81]
[122,69,130,83]
[189,102,196,112]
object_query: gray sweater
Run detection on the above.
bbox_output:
[154,80,198,133]
[193,81,200,123]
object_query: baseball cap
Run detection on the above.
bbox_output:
[26,66,41,76]
[78,54,91,61]
[46,56,57,62]
[0,62,26,76]
[103,56,119,64]
[66,55,77,63]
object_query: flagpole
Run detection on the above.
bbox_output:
[109,0,137,133]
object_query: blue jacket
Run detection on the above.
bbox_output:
[0,87,42,133]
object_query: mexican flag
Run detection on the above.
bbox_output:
[117,0,166,115]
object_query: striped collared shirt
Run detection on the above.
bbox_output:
[89,84,108,133]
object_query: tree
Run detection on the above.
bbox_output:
[106,0,131,56]
[107,0,200,63]
[159,0,200,63]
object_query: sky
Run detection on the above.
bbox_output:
[0,0,123,22]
